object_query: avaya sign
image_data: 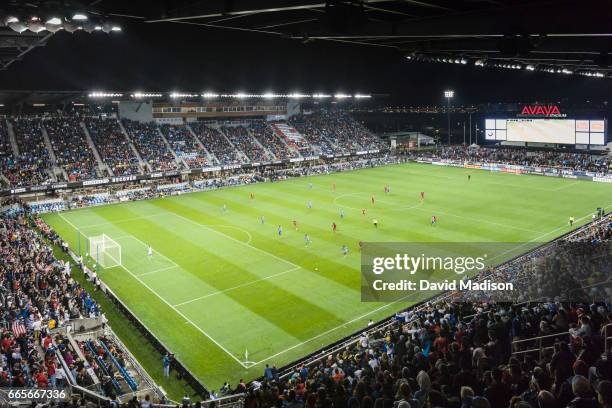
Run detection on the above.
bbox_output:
[519,104,565,117]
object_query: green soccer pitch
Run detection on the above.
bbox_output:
[42,162,611,388]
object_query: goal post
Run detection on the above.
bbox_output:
[88,234,122,268]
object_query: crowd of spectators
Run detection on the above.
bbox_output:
[290,113,344,155]
[45,117,98,181]
[190,122,244,165]
[241,214,611,408]
[122,120,181,172]
[6,118,53,186]
[290,110,383,155]
[250,121,300,160]
[0,120,13,187]
[160,124,211,169]
[85,118,142,176]
[222,125,270,162]
[432,146,612,174]
[0,213,101,392]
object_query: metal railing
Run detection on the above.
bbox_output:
[511,332,571,360]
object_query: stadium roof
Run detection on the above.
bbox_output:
[1,0,612,103]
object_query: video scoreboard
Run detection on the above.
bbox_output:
[485,118,606,145]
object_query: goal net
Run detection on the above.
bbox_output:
[88,234,122,268]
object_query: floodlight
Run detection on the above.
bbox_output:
[72,13,88,20]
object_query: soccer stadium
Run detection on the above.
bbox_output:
[0,1,611,407]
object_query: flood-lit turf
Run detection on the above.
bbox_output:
[42,162,611,389]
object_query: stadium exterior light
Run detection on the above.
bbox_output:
[334,93,352,99]
[88,92,123,98]
[312,93,332,98]
[45,17,62,25]
[111,25,121,32]
[8,20,27,33]
[131,92,163,98]
[27,17,46,33]
[444,90,454,145]
[526,64,535,71]
[72,13,88,21]
[354,94,372,99]
[288,92,308,99]
[201,92,219,98]
[262,92,276,99]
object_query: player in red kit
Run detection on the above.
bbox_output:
[332,222,337,233]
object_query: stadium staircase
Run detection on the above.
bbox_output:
[117,119,150,173]
[186,123,218,164]
[156,125,188,169]
[80,121,112,177]
[217,126,250,163]
[270,123,307,156]
[247,127,276,161]
[40,124,63,181]
[5,119,19,156]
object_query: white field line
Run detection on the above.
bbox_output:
[550,180,580,191]
[57,212,248,368]
[76,213,168,229]
[77,214,254,245]
[411,206,543,234]
[249,203,612,367]
[487,203,612,264]
[251,289,422,366]
[116,235,180,268]
[166,212,300,269]
[333,191,540,233]
[138,265,180,277]
[173,266,302,307]
[404,166,577,192]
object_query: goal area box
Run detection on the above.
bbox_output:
[88,234,122,268]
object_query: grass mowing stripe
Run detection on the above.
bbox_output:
[43,163,611,388]
[58,212,250,368]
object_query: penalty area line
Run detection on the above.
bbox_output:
[57,212,248,368]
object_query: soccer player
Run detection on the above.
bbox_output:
[260,215,265,225]
[371,195,375,205]
[431,215,437,226]
[420,191,425,201]
[467,174,471,181]
[293,220,298,230]
[362,208,367,216]
[569,216,575,226]
[308,182,313,190]
[340,209,345,219]
[373,219,378,228]
[342,245,349,257]
[307,200,313,210]
[277,225,283,237]
[332,222,337,233]
[332,183,336,192]
[304,233,311,246]
[222,204,227,214]
[148,245,153,258]
[250,192,255,200]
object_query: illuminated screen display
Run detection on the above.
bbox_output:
[485,118,607,145]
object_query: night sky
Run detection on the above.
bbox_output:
[2,19,612,105]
